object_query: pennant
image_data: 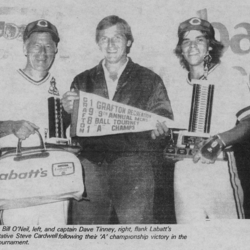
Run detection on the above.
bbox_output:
[70,91,175,137]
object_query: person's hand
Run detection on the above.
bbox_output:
[151,121,169,139]
[61,89,79,114]
[192,135,225,164]
[11,120,39,140]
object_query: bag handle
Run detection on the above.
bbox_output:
[14,130,49,161]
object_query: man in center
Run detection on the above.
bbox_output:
[62,15,173,224]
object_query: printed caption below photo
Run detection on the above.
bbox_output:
[0,225,187,245]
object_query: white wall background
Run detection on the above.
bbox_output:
[1,1,250,249]
[0,0,250,90]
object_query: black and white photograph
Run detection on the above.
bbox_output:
[0,0,250,249]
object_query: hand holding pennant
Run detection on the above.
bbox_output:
[70,91,175,137]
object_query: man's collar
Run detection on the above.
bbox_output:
[187,63,219,84]
[97,57,133,75]
[18,69,50,85]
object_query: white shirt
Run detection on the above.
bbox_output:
[102,58,129,100]
[168,63,250,135]
[0,69,69,147]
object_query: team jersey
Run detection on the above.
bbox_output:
[171,63,250,222]
[0,69,69,147]
[168,63,250,135]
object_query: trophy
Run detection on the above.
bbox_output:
[47,77,69,145]
[164,79,217,160]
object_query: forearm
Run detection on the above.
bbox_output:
[219,117,250,147]
[0,121,13,138]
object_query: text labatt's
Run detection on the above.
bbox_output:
[70,91,175,137]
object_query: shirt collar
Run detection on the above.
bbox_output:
[102,57,129,80]
[186,63,219,85]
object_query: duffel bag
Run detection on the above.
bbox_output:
[0,131,84,210]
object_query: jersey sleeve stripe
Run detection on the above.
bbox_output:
[236,106,250,121]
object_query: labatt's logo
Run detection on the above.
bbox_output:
[0,169,47,180]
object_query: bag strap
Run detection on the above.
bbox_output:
[14,130,49,161]
[16,130,45,154]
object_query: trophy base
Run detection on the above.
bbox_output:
[46,137,70,145]
[164,130,224,161]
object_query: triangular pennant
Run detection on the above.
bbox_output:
[70,91,176,137]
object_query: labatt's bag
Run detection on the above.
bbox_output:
[0,131,84,210]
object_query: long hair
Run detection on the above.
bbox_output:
[96,15,134,54]
[174,31,224,71]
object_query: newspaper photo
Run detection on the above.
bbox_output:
[0,0,250,249]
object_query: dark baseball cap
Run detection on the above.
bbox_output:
[178,17,215,39]
[23,19,60,43]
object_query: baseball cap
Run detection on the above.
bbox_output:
[23,19,60,43]
[178,17,215,39]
